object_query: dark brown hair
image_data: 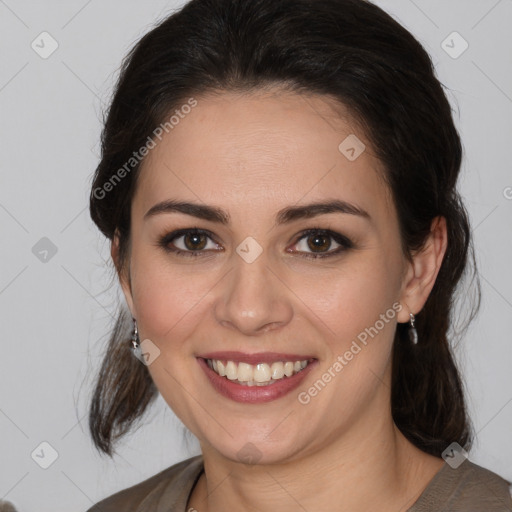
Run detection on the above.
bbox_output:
[89,0,480,457]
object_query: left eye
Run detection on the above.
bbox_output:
[289,229,352,258]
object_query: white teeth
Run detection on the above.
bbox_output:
[225,361,238,380]
[284,362,294,377]
[254,363,271,383]
[206,358,310,385]
[217,360,226,377]
[270,362,284,379]
[237,362,253,382]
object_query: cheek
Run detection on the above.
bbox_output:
[129,252,215,347]
[292,251,401,401]
[291,252,401,341]
[128,256,216,424]
[293,269,400,420]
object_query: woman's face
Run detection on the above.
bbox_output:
[119,89,416,465]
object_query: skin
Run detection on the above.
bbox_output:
[113,88,447,512]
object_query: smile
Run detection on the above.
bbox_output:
[197,352,318,403]
[206,358,311,386]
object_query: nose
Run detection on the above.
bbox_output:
[214,249,294,336]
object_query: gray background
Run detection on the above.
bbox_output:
[1,0,511,510]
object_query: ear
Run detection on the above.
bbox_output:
[397,216,448,323]
[111,230,135,317]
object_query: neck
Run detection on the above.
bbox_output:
[189,406,443,512]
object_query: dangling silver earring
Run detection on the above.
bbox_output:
[409,313,418,345]
[131,318,141,353]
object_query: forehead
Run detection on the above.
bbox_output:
[133,89,393,225]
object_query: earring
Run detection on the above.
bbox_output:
[409,313,418,345]
[131,318,141,354]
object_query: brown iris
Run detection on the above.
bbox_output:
[184,232,208,250]
[307,233,331,253]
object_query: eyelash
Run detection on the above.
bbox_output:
[157,227,354,260]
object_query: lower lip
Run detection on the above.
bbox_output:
[197,357,317,404]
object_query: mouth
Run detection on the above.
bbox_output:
[197,352,317,403]
[204,357,312,386]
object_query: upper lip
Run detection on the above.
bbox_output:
[198,351,316,365]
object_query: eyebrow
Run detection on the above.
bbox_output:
[144,199,371,225]
[144,198,371,226]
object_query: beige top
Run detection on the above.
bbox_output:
[86,455,512,511]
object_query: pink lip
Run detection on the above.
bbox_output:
[197,356,318,404]
[198,351,316,365]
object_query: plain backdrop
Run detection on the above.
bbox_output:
[1,0,511,510]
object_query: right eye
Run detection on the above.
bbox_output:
[158,228,223,257]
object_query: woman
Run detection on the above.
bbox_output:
[86,0,512,510]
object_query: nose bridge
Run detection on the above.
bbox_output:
[214,244,292,334]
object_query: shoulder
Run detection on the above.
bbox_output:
[0,501,18,512]
[410,459,512,511]
[85,454,204,512]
